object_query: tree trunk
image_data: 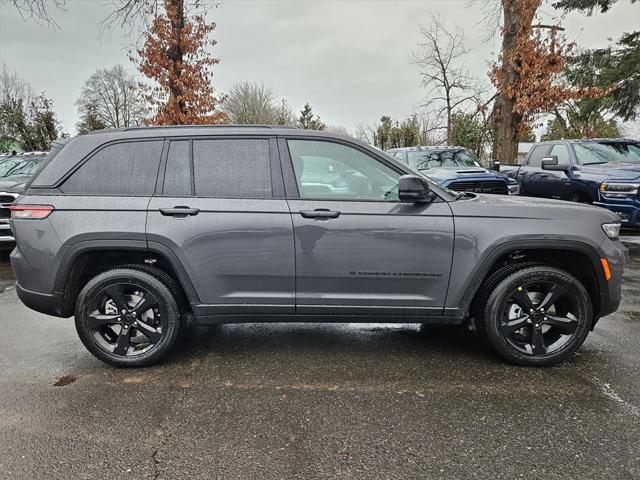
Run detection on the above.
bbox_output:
[492,0,520,165]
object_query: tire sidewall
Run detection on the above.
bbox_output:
[484,267,592,366]
[75,269,180,367]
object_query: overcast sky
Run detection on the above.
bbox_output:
[1,0,638,136]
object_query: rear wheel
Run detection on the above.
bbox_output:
[483,266,592,366]
[75,268,181,367]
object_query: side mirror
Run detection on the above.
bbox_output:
[491,160,501,171]
[541,156,570,172]
[399,175,432,203]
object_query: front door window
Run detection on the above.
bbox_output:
[287,140,401,201]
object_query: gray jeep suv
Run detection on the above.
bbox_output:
[10,126,626,367]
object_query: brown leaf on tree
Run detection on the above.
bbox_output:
[131,0,226,125]
[490,0,605,163]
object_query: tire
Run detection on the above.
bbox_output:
[75,268,181,367]
[471,262,542,334]
[569,192,591,204]
[119,263,188,313]
[483,266,592,366]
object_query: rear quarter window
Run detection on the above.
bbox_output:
[61,140,163,196]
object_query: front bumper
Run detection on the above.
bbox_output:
[593,200,640,228]
[597,239,627,319]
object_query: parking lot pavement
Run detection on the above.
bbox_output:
[0,245,639,480]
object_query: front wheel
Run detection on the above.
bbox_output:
[75,268,181,367]
[483,266,592,366]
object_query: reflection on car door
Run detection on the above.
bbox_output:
[281,138,455,316]
[146,137,295,318]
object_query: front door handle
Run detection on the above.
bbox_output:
[159,206,200,217]
[300,209,340,219]
[539,173,548,177]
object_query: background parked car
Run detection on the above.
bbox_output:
[502,139,640,228]
[0,151,48,245]
[387,146,520,195]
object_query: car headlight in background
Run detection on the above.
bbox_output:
[599,182,639,199]
[602,222,621,240]
[507,183,520,195]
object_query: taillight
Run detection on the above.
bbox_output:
[10,205,54,219]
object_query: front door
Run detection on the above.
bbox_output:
[146,137,295,316]
[518,144,552,197]
[545,143,574,200]
[281,138,454,316]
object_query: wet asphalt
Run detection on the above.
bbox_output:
[0,241,639,480]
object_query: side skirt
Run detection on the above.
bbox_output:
[190,304,466,325]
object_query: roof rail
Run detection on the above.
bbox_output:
[122,124,299,132]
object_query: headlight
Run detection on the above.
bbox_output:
[599,182,639,199]
[602,223,621,240]
[508,183,520,195]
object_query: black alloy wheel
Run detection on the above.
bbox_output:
[484,266,592,366]
[75,268,181,367]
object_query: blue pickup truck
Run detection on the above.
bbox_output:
[502,139,640,228]
[386,146,520,195]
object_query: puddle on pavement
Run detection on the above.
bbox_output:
[53,375,76,387]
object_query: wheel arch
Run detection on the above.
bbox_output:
[461,239,608,321]
[54,241,199,317]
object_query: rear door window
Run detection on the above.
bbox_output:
[61,140,163,195]
[192,139,272,198]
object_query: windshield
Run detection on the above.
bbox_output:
[407,150,480,170]
[0,158,22,176]
[575,142,640,164]
[2,158,44,177]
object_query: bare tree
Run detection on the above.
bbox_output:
[2,0,66,26]
[100,0,213,38]
[223,81,283,125]
[0,63,32,106]
[325,125,353,137]
[413,15,485,142]
[75,65,146,133]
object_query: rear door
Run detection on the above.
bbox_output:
[146,136,295,316]
[281,137,454,316]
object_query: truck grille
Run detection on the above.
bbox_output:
[0,192,18,220]
[448,180,508,195]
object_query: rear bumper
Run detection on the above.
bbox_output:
[15,282,64,317]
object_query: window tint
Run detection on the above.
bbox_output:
[193,139,271,198]
[62,141,163,195]
[526,145,550,167]
[549,144,570,165]
[164,140,191,196]
[288,140,401,201]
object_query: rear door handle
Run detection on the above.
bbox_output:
[159,206,200,217]
[539,173,548,177]
[300,209,340,219]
